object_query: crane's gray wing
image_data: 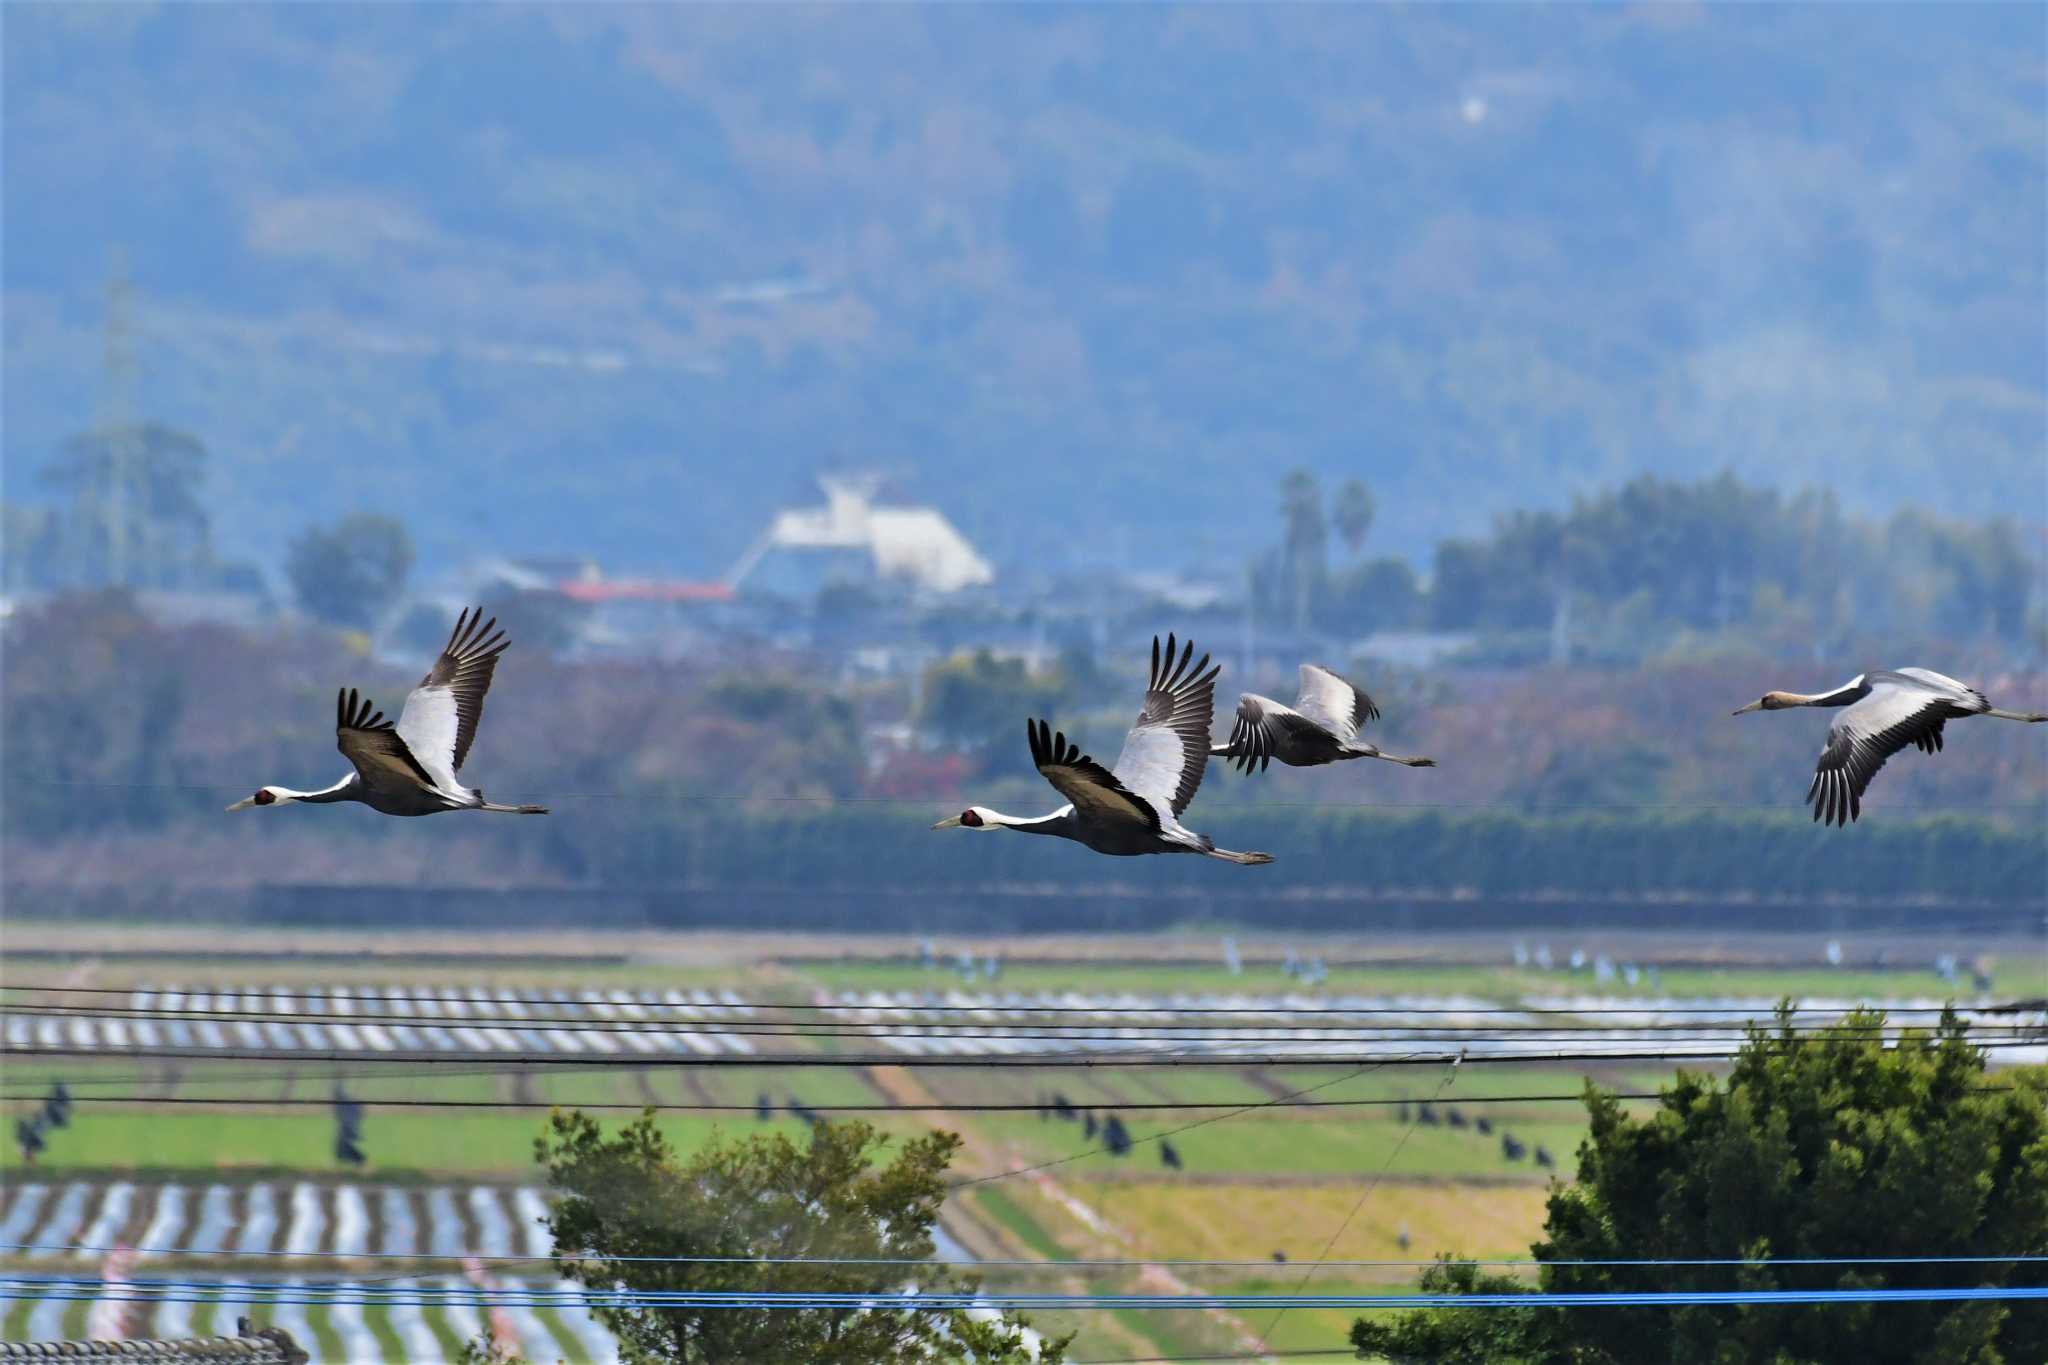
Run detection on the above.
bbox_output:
[396,607,509,789]
[1292,663,1378,744]
[336,687,438,791]
[1110,633,1219,816]
[1225,693,1323,773]
[1808,684,1954,827]
[1029,718,1161,833]
[1890,668,1988,710]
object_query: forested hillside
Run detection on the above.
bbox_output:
[5,5,2042,578]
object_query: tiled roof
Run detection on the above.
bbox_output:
[0,1324,306,1363]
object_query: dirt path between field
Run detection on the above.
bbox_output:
[864,1064,946,1113]
[1026,1169,1271,1359]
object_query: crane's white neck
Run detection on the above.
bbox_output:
[987,807,1070,833]
[942,805,1070,835]
[237,776,356,808]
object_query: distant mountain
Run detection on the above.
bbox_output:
[4,4,2041,584]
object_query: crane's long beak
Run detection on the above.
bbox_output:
[225,797,257,812]
[930,815,963,830]
[1731,700,1764,716]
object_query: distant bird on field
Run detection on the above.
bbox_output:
[1213,664,1434,772]
[932,635,1273,865]
[228,608,546,818]
[332,1090,366,1167]
[1734,669,2045,826]
[1102,1116,1133,1157]
[1533,1144,1557,1170]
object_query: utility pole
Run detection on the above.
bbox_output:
[98,250,140,587]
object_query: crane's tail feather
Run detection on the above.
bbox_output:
[480,801,549,814]
[1984,708,2048,722]
[1206,848,1275,865]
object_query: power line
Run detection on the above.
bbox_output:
[949,1064,1389,1190]
[13,996,2022,1032]
[11,1007,2014,1048]
[1074,1351,1337,1364]
[14,775,2045,814]
[0,1089,1666,1112]
[1258,1058,1457,1350]
[6,1041,2039,1068]
[8,1242,2039,1270]
[10,982,2020,1018]
[2,1278,2044,1310]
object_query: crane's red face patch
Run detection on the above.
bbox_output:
[960,809,983,827]
[254,789,276,806]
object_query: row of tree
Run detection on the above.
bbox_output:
[600,806,2046,909]
[1252,471,2042,656]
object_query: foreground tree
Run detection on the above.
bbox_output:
[1351,1007,2048,1365]
[536,1111,1067,1364]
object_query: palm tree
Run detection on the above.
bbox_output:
[1334,479,1375,556]
[1280,469,1326,634]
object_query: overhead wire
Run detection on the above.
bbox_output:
[6,1010,2021,1051]
[10,982,2020,1017]
[1256,1056,1458,1349]
[6,1041,2040,1068]
[0,1089,1696,1111]
[948,1062,1392,1189]
[6,997,2022,1034]
[13,774,2045,813]
[1,1277,2043,1310]
[6,1243,2040,1270]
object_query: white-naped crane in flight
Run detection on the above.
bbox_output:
[931,634,1273,864]
[227,607,546,818]
[1213,663,1435,773]
[1734,668,2045,826]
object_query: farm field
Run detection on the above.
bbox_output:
[5,926,2036,1362]
[790,956,2018,1003]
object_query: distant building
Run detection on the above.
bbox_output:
[725,475,994,595]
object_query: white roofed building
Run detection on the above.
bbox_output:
[725,475,994,595]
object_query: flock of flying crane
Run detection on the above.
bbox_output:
[230,608,2047,850]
